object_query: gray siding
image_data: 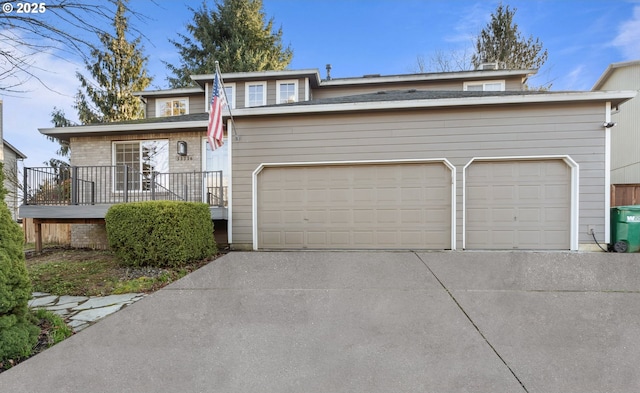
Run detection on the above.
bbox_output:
[3,146,20,220]
[312,76,524,100]
[230,103,606,249]
[146,95,205,118]
[597,65,640,184]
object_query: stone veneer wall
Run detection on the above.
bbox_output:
[71,224,109,249]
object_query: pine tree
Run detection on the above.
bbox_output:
[166,0,293,88]
[74,0,151,124]
[0,162,40,362]
[471,4,548,72]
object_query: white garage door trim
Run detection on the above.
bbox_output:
[462,155,579,251]
[252,158,456,250]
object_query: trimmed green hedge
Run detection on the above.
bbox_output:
[105,201,217,268]
[0,163,40,362]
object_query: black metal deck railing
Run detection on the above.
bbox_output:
[23,166,227,207]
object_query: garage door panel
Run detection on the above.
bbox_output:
[466,160,570,250]
[258,162,452,249]
[307,232,327,246]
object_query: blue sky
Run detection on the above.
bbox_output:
[2,0,639,168]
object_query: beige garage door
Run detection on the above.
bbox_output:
[257,162,452,249]
[466,159,571,250]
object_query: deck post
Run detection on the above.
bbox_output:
[71,166,79,205]
[34,219,42,253]
[123,165,129,203]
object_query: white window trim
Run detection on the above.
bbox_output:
[155,97,189,117]
[223,82,236,109]
[245,81,267,107]
[276,79,299,104]
[463,80,506,91]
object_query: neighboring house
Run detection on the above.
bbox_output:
[0,100,28,221]
[2,139,27,221]
[592,60,640,206]
[22,67,635,252]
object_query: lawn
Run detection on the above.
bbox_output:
[26,247,212,296]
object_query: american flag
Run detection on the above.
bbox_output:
[207,71,226,150]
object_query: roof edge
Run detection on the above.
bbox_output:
[231,90,637,117]
[593,60,640,90]
[39,90,636,137]
[2,139,27,159]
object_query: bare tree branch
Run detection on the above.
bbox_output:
[0,0,149,92]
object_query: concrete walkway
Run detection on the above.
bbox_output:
[3,251,640,392]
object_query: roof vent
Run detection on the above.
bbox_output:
[363,74,381,78]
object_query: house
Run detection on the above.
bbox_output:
[592,60,640,205]
[0,100,28,221]
[3,139,27,221]
[22,67,635,252]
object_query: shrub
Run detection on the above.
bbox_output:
[105,201,217,268]
[0,163,40,361]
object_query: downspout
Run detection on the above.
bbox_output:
[605,102,612,244]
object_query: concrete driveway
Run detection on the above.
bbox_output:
[2,251,640,392]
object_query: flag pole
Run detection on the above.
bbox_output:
[215,61,239,141]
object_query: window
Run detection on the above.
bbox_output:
[113,140,169,191]
[276,80,298,103]
[156,98,188,117]
[245,82,267,107]
[223,83,235,109]
[463,80,505,91]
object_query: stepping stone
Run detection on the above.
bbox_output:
[56,296,89,306]
[29,295,59,308]
[71,304,123,322]
[72,294,142,311]
[67,319,89,332]
[46,302,81,311]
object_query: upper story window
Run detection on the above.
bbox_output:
[277,80,298,103]
[156,98,189,117]
[223,83,235,109]
[245,82,267,107]
[463,80,505,92]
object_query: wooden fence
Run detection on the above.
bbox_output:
[23,218,71,245]
[611,184,640,207]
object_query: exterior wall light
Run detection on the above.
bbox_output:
[177,141,188,156]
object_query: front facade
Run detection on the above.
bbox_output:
[24,67,635,251]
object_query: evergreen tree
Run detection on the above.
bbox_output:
[471,4,548,72]
[166,0,293,87]
[74,0,151,124]
[0,162,40,362]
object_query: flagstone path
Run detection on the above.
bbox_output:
[29,292,146,332]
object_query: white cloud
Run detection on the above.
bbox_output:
[564,65,586,90]
[612,5,640,60]
[444,2,492,45]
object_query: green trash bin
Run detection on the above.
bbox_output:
[610,205,640,253]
